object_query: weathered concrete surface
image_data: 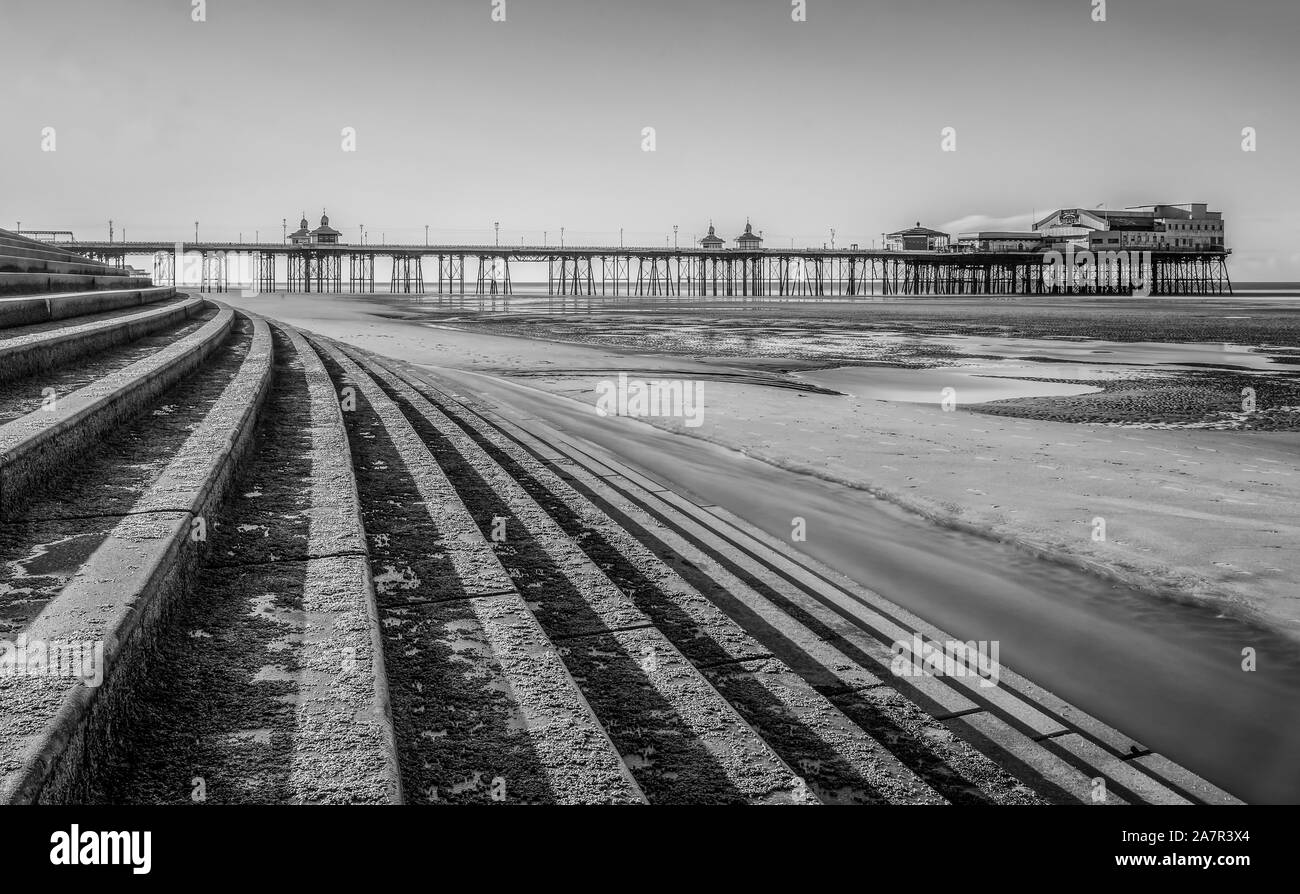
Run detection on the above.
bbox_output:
[0,307,217,429]
[0,314,272,804]
[0,286,173,326]
[703,658,946,805]
[556,625,805,804]
[0,253,128,277]
[0,320,253,644]
[364,353,947,804]
[313,336,645,804]
[0,304,232,518]
[0,296,202,382]
[0,275,157,298]
[269,322,401,803]
[0,231,126,279]
[340,347,814,804]
[86,324,400,803]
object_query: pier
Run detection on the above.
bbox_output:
[65,240,1234,298]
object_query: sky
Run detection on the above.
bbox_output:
[3,0,1299,277]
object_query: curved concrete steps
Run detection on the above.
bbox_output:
[40,321,404,804]
[0,312,273,803]
[0,304,233,517]
[0,250,124,278]
[0,285,176,329]
[0,305,218,432]
[0,231,140,286]
[313,338,646,805]
[0,231,115,265]
[0,295,204,382]
[343,344,940,805]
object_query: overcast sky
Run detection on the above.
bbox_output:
[4,0,1298,276]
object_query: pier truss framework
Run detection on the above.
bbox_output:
[93,243,1234,298]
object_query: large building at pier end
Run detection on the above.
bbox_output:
[1032,203,1225,252]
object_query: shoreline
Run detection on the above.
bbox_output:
[416,358,1298,645]
[530,385,1297,641]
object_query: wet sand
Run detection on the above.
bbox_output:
[796,365,1103,403]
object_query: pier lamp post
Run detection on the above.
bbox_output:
[282,219,287,244]
[620,227,624,248]
[195,221,199,243]
[543,231,547,247]
[830,228,836,250]
[109,220,113,242]
[494,221,499,247]
[673,225,678,249]
[560,227,565,248]
[425,225,429,246]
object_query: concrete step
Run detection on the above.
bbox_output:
[0,252,121,277]
[313,336,647,805]
[80,320,403,804]
[0,296,205,382]
[0,303,233,517]
[0,305,217,430]
[0,274,153,299]
[0,286,175,329]
[339,343,819,804]
[0,233,113,271]
[0,230,93,251]
[0,313,273,803]
[351,344,946,805]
